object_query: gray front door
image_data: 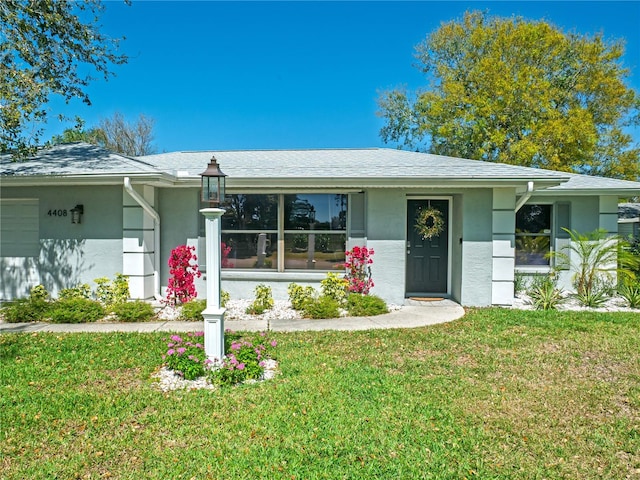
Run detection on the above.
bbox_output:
[406,199,449,296]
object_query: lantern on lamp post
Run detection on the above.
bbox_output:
[199,156,227,363]
[200,156,226,206]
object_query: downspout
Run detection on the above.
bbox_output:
[515,181,534,212]
[124,177,162,300]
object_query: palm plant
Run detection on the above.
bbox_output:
[551,228,639,306]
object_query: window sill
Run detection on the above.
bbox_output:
[212,270,335,282]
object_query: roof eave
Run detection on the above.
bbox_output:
[0,172,174,187]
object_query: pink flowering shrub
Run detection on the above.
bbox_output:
[209,330,278,386]
[166,245,201,306]
[163,332,207,380]
[344,246,375,294]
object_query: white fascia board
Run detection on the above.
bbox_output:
[534,188,640,197]
[0,172,175,187]
[224,177,566,190]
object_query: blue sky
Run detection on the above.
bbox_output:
[47,1,640,153]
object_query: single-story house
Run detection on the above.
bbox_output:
[2,142,640,306]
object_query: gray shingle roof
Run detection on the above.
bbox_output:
[2,143,639,195]
[0,143,159,176]
[139,148,569,181]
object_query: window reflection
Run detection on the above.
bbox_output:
[222,194,278,230]
[284,194,347,231]
[284,233,346,270]
[222,233,277,269]
[219,193,348,271]
[516,205,552,266]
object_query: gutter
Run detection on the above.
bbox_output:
[124,177,162,300]
[515,181,535,212]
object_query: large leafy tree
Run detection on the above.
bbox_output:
[0,0,128,157]
[378,11,640,180]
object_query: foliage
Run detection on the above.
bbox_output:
[320,272,349,305]
[209,331,277,387]
[346,293,389,317]
[619,283,640,308]
[58,284,92,300]
[552,229,637,302]
[163,332,207,380]
[0,298,50,323]
[377,10,640,180]
[414,206,445,240]
[574,279,613,308]
[514,272,526,295]
[166,245,201,306]
[344,246,375,294]
[221,290,230,308]
[245,284,274,315]
[179,299,206,321]
[177,293,234,320]
[91,112,156,156]
[1,0,128,157]
[48,298,104,323]
[527,273,564,311]
[111,300,155,322]
[94,274,129,307]
[287,283,317,310]
[50,112,156,156]
[303,295,341,319]
[29,285,50,302]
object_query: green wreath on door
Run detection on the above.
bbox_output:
[414,207,444,240]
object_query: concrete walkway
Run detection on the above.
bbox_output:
[0,299,465,334]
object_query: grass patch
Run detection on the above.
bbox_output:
[1,309,639,478]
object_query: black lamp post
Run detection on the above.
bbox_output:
[200,155,227,206]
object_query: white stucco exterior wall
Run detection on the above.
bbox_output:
[122,185,156,299]
[460,189,493,306]
[492,188,516,305]
[366,189,407,304]
[1,186,124,299]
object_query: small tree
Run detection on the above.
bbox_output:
[166,245,201,306]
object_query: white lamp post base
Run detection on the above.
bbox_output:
[202,307,225,363]
[200,207,226,363]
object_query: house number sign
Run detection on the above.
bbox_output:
[47,209,68,217]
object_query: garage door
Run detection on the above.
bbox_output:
[0,199,39,257]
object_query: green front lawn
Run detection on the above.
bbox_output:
[1,309,639,479]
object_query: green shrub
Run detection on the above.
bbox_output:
[320,272,349,305]
[164,332,207,380]
[58,284,91,300]
[619,283,640,308]
[112,300,155,322]
[346,294,388,317]
[514,272,526,295]
[574,278,612,308]
[303,295,341,319]
[94,274,129,307]
[528,274,563,311]
[180,299,206,321]
[209,331,277,387]
[246,284,274,315]
[29,285,50,302]
[287,283,316,310]
[0,299,50,323]
[49,298,105,323]
[221,290,230,308]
